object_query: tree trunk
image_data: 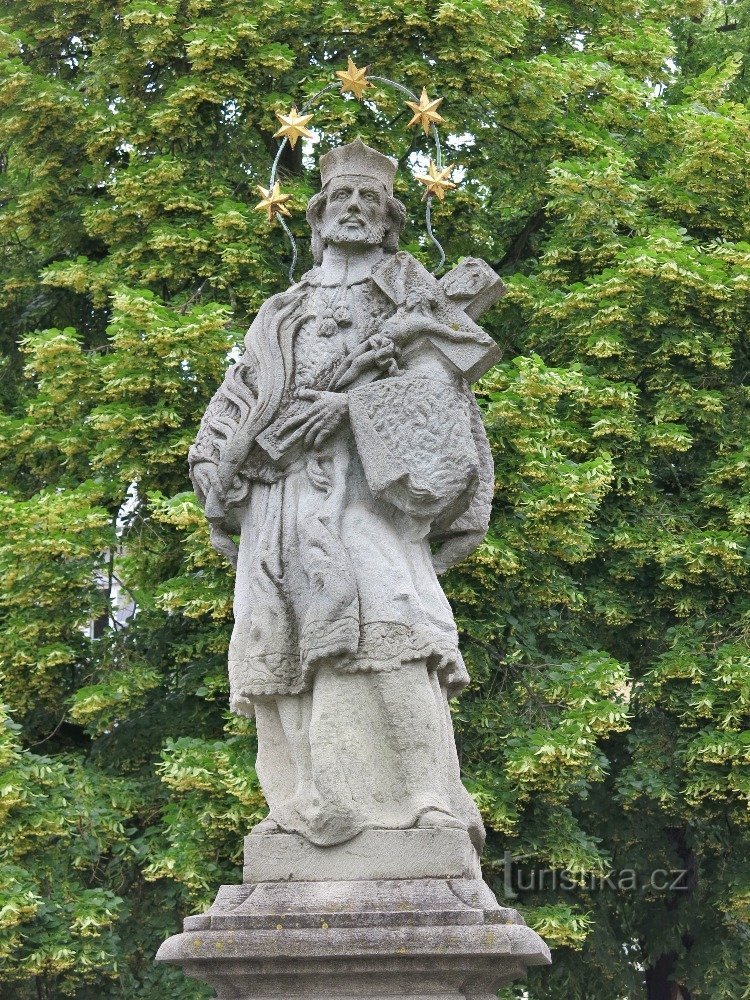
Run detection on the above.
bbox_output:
[645,951,693,1000]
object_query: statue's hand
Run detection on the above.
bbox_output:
[190,461,218,506]
[381,310,456,347]
[277,388,349,451]
[329,334,400,390]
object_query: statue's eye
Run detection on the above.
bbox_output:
[332,190,349,201]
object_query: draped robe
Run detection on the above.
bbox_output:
[189,251,499,848]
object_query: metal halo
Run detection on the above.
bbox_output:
[264,72,448,283]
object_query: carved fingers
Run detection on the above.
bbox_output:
[190,462,216,503]
[330,334,400,389]
[277,389,349,450]
[382,311,456,344]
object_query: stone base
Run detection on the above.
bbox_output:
[243,828,481,882]
[156,871,550,998]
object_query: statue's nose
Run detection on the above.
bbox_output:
[342,199,363,219]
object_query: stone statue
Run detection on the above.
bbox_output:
[189,139,502,850]
[158,138,550,999]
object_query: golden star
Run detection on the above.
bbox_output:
[273,106,315,149]
[336,56,371,101]
[405,88,445,135]
[254,181,292,223]
[415,161,456,201]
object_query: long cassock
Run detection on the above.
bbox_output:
[189,250,499,848]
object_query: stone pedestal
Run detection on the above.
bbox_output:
[156,830,550,998]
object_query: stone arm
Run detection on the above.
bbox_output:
[188,360,258,565]
[188,293,294,565]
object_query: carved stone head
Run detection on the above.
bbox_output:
[306,138,406,264]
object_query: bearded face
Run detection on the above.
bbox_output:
[318,176,388,248]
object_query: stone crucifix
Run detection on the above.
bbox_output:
[159,139,549,1000]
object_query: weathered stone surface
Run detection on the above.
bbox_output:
[156,875,550,998]
[439,256,507,321]
[242,829,481,883]
[182,875,521,932]
[162,957,537,1000]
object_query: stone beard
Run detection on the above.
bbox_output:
[189,139,502,851]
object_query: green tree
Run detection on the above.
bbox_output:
[0,1,748,997]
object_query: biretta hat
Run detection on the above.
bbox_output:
[319,138,397,195]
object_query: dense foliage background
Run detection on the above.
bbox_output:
[0,1,748,997]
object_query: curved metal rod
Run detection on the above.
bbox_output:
[268,83,342,281]
[370,75,444,168]
[368,75,419,101]
[277,215,298,284]
[430,122,442,169]
[370,75,445,272]
[299,81,341,114]
[266,136,298,277]
[269,82,341,187]
[425,195,446,274]
[268,74,449,282]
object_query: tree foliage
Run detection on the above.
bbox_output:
[0,1,748,997]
